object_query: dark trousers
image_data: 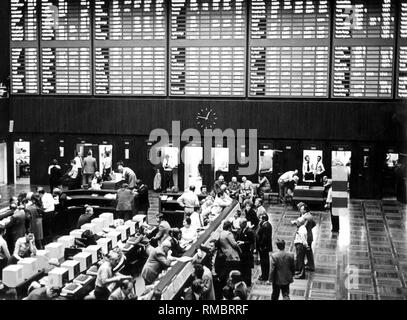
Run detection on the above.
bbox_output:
[0,258,8,280]
[331,207,340,232]
[295,243,306,277]
[103,167,112,181]
[305,243,315,270]
[240,264,252,287]
[259,251,270,279]
[82,173,93,187]
[163,171,173,191]
[42,211,55,244]
[117,210,133,222]
[271,284,290,300]
[278,181,288,202]
[94,286,110,300]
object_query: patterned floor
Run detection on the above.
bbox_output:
[249,199,407,300]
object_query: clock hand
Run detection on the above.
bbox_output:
[205,110,212,120]
[197,116,206,120]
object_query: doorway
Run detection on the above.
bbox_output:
[184,146,203,192]
[0,143,7,185]
[14,141,30,185]
[331,150,352,191]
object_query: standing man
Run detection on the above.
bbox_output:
[314,155,325,185]
[277,169,299,203]
[117,161,137,189]
[82,150,98,188]
[115,184,134,221]
[134,179,150,216]
[102,150,112,181]
[254,198,267,218]
[162,154,173,191]
[269,239,295,300]
[236,218,255,287]
[293,219,308,279]
[177,185,199,217]
[37,187,55,245]
[256,213,272,281]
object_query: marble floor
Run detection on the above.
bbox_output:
[249,199,407,300]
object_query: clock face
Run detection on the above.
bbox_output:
[196,107,218,129]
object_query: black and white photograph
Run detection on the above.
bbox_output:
[0,0,406,313]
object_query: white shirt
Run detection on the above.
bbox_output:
[278,171,296,183]
[74,156,82,169]
[180,226,197,243]
[163,158,172,171]
[190,211,202,229]
[102,156,112,170]
[177,191,199,209]
[315,160,325,174]
[41,193,55,212]
[294,225,308,246]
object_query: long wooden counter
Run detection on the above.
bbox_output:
[154,200,239,300]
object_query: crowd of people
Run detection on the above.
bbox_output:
[0,154,338,300]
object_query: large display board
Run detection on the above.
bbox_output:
[332,0,396,98]
[398,0,407,98]
[9,0,405,99]
[94,0,167,95]
[10,0,38,94]
[169,0,246,96]
[249,0,330,97]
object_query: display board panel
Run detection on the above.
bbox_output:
[397,0,407,98]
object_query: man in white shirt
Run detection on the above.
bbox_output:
[102,150,112,181]
[293,219,308,279]
[117,161,137,189]
[162,154,173,191]
[278,169,299,203]
[177,185,200,216]
[37,187,55,244]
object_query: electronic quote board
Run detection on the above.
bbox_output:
[10,0,38,94]
[398,0,407,98]
[94,0,166,95]
[249,0,330,97]
[332,0,395,98]
[170,0,246,97]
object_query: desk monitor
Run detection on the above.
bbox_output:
[99,212,114,226]
[45,242,65,261]
[2,265,24,288]
[57,235,76,249]
[96,238,113,254]
[61,260,81,281]
[73,252,92,272]
[83,245,102,264]
[17,257,38,279]
[48,267,69,288]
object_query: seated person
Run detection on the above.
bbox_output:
[141,239,174,285]
[213,175,226,194]
[25,286,61,300]
[168,228,186,258]
[108,279,137,300]
[190,208,203,230]
[227,177,240,199]
[9,232,37,265]
[180,218,198,247]
[200,196,214,221]
[239,177,254,204]
[198,185,209,198]
[91,172,103,190]
[211,189,233,216]
[76,205,95,229]
[257,173,271,197]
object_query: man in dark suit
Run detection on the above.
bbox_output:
[236,218,255,287]
[256,213,272,281]
[269,239,295,300]
[116,183,135,221]
[134,179,149,216]
[82,150,98,187]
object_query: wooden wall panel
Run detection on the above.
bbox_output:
[10,97,406,142]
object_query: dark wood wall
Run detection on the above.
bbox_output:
[10,97,406,141]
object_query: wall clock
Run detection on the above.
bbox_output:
[196,107,217,129]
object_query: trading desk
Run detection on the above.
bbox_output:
[154,200,239,300]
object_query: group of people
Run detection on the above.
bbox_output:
[302,155,325,183]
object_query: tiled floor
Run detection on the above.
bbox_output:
[249,199,407,300]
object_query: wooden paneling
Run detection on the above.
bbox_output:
[9,97,406,142]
